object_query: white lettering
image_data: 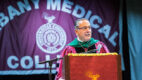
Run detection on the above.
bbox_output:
[31,0,40,9]
[8,5,21,20]
[35,55,45,68]
[98,24,111,38]
[90,15,102,29]
[7,55,57,69]
[109,31,118,46]
[7,56,19,69]
[46,55,56,68]
[47,0,61,10]
[62,0,73,14]
[72,5,85,18]
[17,0,32,14]
[0,13,9,30]
[21,56,33,69]
[84,10,92,19]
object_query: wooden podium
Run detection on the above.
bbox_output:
[62,53,122,80]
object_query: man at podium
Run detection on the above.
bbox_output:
[55,18,110,80]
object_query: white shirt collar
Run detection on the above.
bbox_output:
[77,37,83,42]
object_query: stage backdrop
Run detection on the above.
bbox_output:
[0,0,119,75]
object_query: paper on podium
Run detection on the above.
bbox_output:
[62,53,122,80]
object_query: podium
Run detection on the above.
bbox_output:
[62,53,122,80]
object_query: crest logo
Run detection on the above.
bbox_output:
[36,13,67,54]
[86,71,100,80]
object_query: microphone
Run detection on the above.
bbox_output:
[39,57,63,64]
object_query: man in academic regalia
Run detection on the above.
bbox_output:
[55,18,110,80]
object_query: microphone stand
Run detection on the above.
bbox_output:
[39,57,63,80]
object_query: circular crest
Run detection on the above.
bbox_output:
[36,23,67,54]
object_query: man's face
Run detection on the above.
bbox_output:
[75,20,92,42]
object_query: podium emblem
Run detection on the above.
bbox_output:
[86,71,100,80]
[36,13,67,54]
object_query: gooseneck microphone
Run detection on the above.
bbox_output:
[39,57,63,64]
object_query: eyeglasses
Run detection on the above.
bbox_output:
[77,26,91,30]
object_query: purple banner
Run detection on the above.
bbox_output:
[0,0,119,75]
